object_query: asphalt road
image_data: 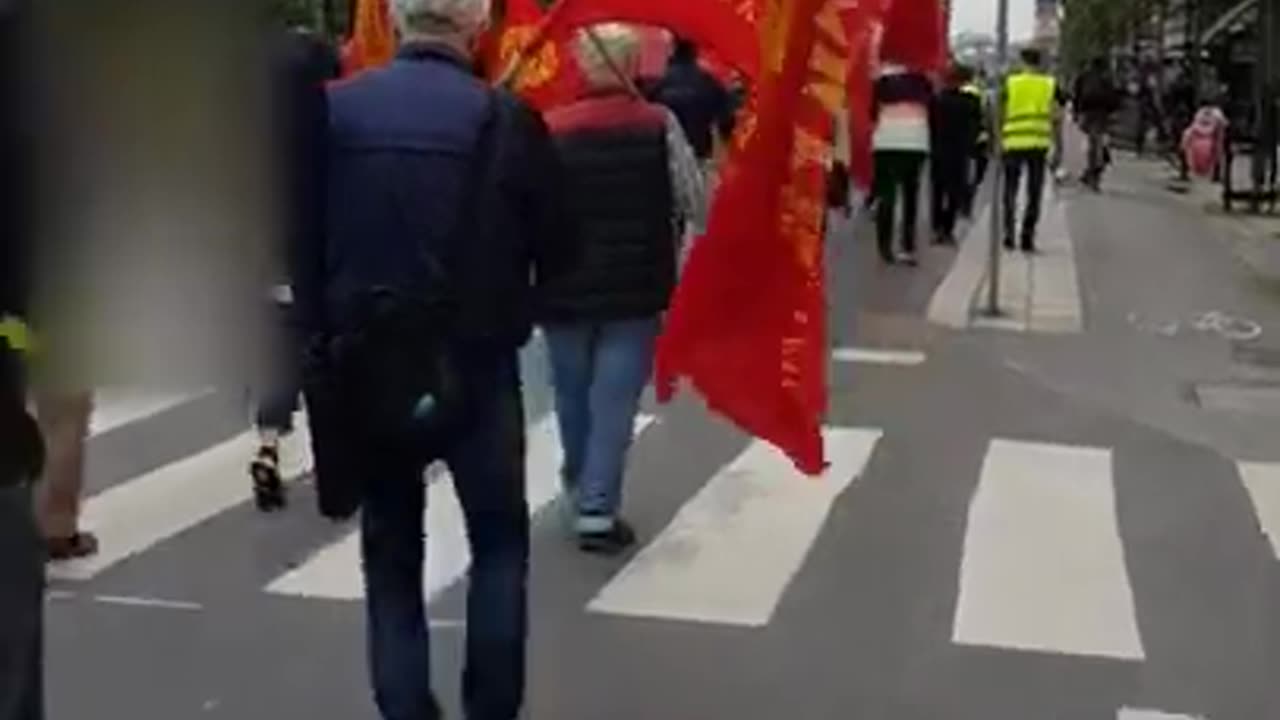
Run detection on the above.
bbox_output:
[42,162,1280,719]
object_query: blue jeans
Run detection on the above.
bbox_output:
[544,317,659,529]
[359,352,528,720]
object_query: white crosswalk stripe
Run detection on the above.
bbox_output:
[50,421,312,582]
[953,439,1144,661]
[588,427,881,626]
[1238,461,1280,560]
[265,413,657,601]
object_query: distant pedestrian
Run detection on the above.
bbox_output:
[1072,56,1119,190]
[650,37,735,164]
[298,0,564,716]
[543,24,704,555]
[871,63,933,265]
[1002,47,1063,252]
[1182,96,1228,179]
[930,64,983,245]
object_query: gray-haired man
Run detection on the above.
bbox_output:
[299,0,564,718]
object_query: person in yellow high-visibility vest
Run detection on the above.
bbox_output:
[1001,47,1064,252]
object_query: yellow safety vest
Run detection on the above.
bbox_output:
[1002,72,1056,151]
[0,315,33,353]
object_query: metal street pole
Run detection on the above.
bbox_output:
[986,0,1010,316]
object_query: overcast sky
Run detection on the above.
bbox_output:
[952,0,1038,41]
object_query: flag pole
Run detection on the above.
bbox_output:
[985,0,1008,316]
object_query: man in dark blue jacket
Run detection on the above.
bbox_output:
[299,0,564,718]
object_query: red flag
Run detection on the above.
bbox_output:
[879,0,947,73]
[839,0,888,189]
[542,0,761,81]
[481,0,587,109]
[342,0,396,76]
[655,0,850,474]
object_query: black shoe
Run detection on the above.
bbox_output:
[578,519,637,556]
[1003,239,1016,250]
[250,446,287,512]
[1020,243,1038,254]
[897,252,919,267]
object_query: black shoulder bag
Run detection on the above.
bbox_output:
[328,95,503,461]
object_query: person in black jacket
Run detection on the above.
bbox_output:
[650,37,735,162]
[930,64,983,245]
[247,27,336,512]
[0,1,47,717]
[1072,57,1120,190]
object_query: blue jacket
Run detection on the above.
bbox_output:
[310,43,564,350]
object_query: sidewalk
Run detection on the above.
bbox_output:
[1156,158,1280,289]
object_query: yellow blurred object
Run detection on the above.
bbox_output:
[0,316,33,353]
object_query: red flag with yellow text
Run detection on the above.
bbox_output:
[655,0,852,473]
[342,0,396,76]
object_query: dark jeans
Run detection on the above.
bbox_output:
[1003,149,1049,248]
[360,351,528,720]
[873,150,926,260]
[0,482,43,720]
[1082,116,1109,183]
[253,300,301,432]
[931,154,969,237]
[967,145,990,215]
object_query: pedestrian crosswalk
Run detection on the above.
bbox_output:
[57,388,1280,677]
[953,440,1144,661]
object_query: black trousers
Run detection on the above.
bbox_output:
[1003,149,1048,248]
[968,144,989,214]
[873,150,926,260]
[931,154,969,237]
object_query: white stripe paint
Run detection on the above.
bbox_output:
[587,427,881,627]
[928,205,992,328]
[831,347,926,366]
[1238,461,1280,560]
[89,388,211,436]
[1118,709,1202,720]
[48,421,312,582]
[267,413,657,601]
[93,595,204,611]
[953,439,1144,660]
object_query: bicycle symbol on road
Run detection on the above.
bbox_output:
[1127,310,1263,343]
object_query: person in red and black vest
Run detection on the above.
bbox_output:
[542,23,704,555]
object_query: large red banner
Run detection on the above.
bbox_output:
[655,0,851,474]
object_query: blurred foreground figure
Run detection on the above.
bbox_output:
[542,24,703,554]
[248,27,336,511]
[1,0,46,716]
[299,0,562,716]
